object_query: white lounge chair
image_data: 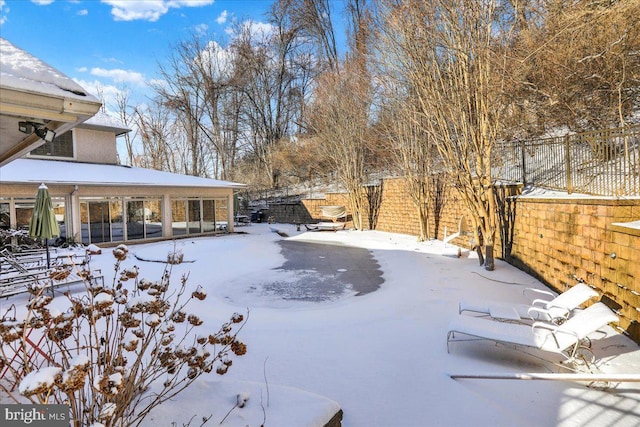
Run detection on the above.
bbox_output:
[304,222,346,232]
[458,283,599,323]
[447,302,619,365]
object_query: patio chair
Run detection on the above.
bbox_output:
[447,302,619,366]
[458,283,599,323]
[443,216,471,244]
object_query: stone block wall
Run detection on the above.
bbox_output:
[508,197,640,341]
[260,202,316,224]
[371,178,420,235]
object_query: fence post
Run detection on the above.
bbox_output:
[565,135,572,194]
[520,140,527,186]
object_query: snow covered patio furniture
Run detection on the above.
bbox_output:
[447,302,619,368]
[0,248,103,297]
[458,283,599,323]
[304,222,347,232]
[302,205,348,231]
[443,216,472,245]
[320,205,347,221]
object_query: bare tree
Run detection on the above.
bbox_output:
[377,94,440,241]
[133,102,173,171]
[378,0,522,269]
[510,0,640,132]
[114,87,138,166]
[309,60,373,230]
[155,36,230,179]
[231,4,315,188]
[281,0,340,72]
[304,0,375,230]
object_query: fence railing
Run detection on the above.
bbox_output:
[496,124,640,196]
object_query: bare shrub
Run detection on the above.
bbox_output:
[0,244,247,427]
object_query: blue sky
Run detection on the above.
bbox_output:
[0,0,296,108]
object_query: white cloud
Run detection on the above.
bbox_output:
[216,10,227,24]
[194,40,235,79]
[90,67,146,86]
[194,23,208,36]
[148,78,166,88]
[235,19,274,37]
[249,21,274,36]
[77,66,88,72]
[101,0,215,22]
[73,78,124,108]
[77,9,88,16]
[31,0,54,5]
[0,0,7,26]
[100,56,122,64]
[226,19,274,38]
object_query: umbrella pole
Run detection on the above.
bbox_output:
[45,238,50,269]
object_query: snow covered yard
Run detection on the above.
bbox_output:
[2,224,639,426]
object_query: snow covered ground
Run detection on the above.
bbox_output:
[3,224,639,426]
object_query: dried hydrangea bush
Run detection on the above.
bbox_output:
[0,244,247,427]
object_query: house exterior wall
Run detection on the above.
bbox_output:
[73,127,119,164]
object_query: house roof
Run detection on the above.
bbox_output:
[0,38,98,102]
[0,158,246,189]
[0,38,102,166]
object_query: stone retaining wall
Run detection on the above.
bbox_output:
[508,197,640,341]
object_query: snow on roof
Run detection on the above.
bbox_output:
[0,158,246,189]
[0,38,99,103]
[82,110,130,135]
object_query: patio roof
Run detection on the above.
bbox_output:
[0,158,246,189]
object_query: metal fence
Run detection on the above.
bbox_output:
[496,124,640,196]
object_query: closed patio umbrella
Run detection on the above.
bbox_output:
[29,183,60,268]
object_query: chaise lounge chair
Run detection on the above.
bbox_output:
[304,222,346,232]
[447,302,619,366]
[458,283,599,323]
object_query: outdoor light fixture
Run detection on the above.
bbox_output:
[34,126,56,142]
[18,121,35,134]
[18,121,56,142]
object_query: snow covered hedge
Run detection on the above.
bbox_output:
[0,244,248,427]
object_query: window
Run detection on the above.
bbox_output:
[15,199,34,230]
[188,200,201,234]
[126,200,145,241]
[172,198,227,236]
[81,198,124,244]
[87,201,111,244]
[125,198,162,241]
[202,199,216,232]
[171,200,187,236]
[30,130,74,158]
